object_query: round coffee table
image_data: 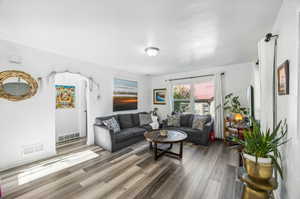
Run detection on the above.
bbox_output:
[144,130,187,160]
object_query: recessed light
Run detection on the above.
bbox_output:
[145,47,160,57]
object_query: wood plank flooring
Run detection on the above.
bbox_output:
[0,141,243,199]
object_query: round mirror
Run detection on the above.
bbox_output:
[3,77,30,96]
[0,70,38,101]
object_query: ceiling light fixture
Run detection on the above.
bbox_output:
[145,47,160,57]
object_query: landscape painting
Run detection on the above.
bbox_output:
[56,85,75,109]
[113,78,138,111]
[153,88,166,105]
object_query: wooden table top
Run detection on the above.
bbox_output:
[144,130,187,143]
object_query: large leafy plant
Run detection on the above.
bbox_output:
[233,119,288,179]
[224,93,248,115]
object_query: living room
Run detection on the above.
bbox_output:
[0,0,299,199]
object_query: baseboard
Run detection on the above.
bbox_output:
[0,151,55,172]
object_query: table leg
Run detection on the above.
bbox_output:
[154,142,158,160]
[149,142,153,150]
[179,141,183,159]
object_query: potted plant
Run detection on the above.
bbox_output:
[224,93,249,120]
[233,119,288,181]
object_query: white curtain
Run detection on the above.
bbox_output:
[258,39,275,131]
[214,73,224,139]
[166,80,173,114]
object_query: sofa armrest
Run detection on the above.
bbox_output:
[94,124,114,152]
[204,119,214,134]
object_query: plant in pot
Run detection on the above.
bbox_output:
[233,119,288,182]
[224,93,249,120]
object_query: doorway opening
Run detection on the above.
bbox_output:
[54,72,89,151]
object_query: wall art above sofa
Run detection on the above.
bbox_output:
[113,78,138,111]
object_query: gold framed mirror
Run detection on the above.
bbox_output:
[0,70,38,101]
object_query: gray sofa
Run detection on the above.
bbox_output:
[94,112,152,152]
[163,114,213,146]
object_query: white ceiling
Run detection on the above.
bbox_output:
[0,0,282,75]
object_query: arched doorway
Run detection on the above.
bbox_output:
[54,72,90,150]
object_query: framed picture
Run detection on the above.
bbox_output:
[277,60,289,95]
[113,78,138,111]
[56,85,75,109]
[153,88,166,105]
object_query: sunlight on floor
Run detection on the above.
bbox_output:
[18,150,99,185]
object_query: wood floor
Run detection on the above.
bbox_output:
[0,140,243,199]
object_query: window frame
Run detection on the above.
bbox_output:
[172,79,214,114]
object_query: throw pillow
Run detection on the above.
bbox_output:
[167,114,180,127]
[139,113,153,126]
[180,114,192,127]
[192,115,206,130]
[132,113,140,127]
[118,114,134,129]
[102,117,121,133]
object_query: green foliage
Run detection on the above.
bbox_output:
[233,119,288,179]
[173,85,191,113]
[224,93,248,115]
[174,101,190,113]
[173,85,190,99]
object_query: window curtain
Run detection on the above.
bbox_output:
[214,73,224,139]
[166,80,174,114]
[257,38,275,131]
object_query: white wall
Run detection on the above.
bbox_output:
[150,62,254,119]
[271,1,300,198]
[0,39,151,171]
[55,74,87,143]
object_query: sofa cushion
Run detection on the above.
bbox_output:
[118,114,134,129]
[102,117,121,133]
[178,127,201,134]
[139,113,153,126]
[132,113,140,127]
[167,114,180,127]
[188,115,195,127]
[197,115,211,124]
[192,115,206,130]
[115,127,146,143]
[141,124,153,131]
[180,114,193,127]
[95,115,119,126]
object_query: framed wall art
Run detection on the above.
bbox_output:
[113,78,138,111]
[277,60,289,95]
[56,85,75,109]
[153,88,166,105]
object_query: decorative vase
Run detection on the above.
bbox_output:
[243,153,273,182]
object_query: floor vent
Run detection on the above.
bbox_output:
[58,132,80,144]
[22,144,44,156]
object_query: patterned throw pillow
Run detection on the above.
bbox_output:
[167,114,180,127]
[139,113,153,126]
[192,115,206,130]
[102,117,120,133]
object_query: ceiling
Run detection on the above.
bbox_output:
[0,0,282,75]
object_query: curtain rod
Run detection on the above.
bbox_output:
[165,72,225,82]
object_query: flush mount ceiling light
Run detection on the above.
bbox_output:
[145,47,160,57]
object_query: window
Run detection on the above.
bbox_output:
[194,82,214,115]
[172,80,214,114]
[173,84,191,113]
